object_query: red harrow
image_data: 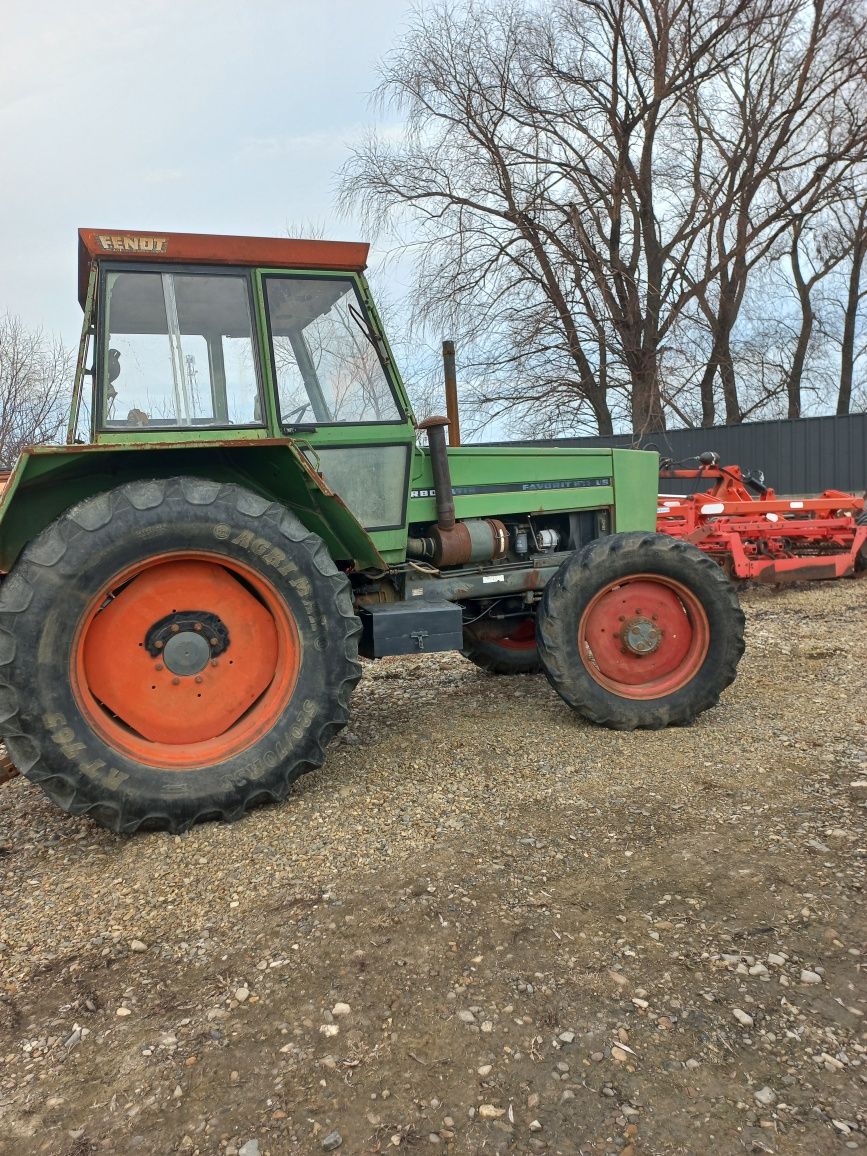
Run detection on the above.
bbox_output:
[657,453,867,583]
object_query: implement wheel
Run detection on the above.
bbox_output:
[463,618,541,675]
[537,532,744,729]
[0,478,361,833]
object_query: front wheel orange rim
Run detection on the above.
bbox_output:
[71,552,301,770]
[577,574,710,700]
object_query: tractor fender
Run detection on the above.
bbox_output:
[0,439,386,575]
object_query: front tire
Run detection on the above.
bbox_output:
[0,477,361,833]
[537,532,744,730]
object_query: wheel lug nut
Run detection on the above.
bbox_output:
[171,677,180,686]
[170,624,180,634]
[155,664,163,672]
[209,637,218,646]
[194,623,203,632]
[155,640,164,650]
[195,676,203,684]
[210,659,218,668]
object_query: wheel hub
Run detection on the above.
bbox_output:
[144,610,230,659]
[162,631,212,676]
[621,617,662,655]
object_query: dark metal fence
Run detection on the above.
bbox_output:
[488,412,867,494]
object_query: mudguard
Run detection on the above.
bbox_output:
[0,439,385,574]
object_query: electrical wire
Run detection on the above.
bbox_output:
[461,599,505,626]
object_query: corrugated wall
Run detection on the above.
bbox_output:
[487,412,867,494]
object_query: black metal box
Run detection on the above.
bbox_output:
[358,599,463,658]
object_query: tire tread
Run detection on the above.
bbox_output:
[537,532,744,730]
[0,477,361,833]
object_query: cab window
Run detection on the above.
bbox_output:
[264,275,403,426]
[101,270,262,428]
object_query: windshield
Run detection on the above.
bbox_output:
[100,270,263,428]
[264,275,403,425]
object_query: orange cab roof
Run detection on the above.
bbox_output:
[77,228,370,307]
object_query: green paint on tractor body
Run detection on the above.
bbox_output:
[0,232,745,837]
[0,230,659,580]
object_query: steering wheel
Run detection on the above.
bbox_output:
[283,402,311,425]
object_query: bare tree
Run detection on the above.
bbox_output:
[343,0,766,434]
[833,191,867,414]
[686,0,867,424]
[0,314,71,467]
[784,214,848,417]
[342,0,867,434]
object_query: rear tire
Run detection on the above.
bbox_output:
[537,532,744,730]
[463,618,541,675]
[0,477,361,833]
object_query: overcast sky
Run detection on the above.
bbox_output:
[1,0,416,350]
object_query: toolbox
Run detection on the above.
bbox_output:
[358,598,464,658]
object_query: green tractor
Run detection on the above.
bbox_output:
[0,229,744,833]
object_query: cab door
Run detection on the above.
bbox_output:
[255,268,417,561]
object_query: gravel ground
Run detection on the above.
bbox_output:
[0,580,864,1156]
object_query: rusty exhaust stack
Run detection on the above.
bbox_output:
[417,416,455,531]
[411,416,507,567]
[442,340,461,446]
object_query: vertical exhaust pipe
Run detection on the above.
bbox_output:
[418,416,455,530]
[442,340,461,447]
[411,415,507,567]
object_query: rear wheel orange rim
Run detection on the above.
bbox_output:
[494,618,537,650]
[71,552,301,769]
[577,574,710,700]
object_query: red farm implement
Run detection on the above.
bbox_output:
[657,453,867,583]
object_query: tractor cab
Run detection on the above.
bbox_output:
[71,229,418,546]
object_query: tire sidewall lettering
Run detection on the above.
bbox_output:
[216,524,319,633]
[43,712,125,787]
[239,699,317,779]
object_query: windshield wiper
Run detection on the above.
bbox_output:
[348,302,390,365]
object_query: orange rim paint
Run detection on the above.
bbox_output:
[577,574,710,700]
[71,552,301,769]
[494,618,537,651]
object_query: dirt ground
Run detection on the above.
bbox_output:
[0,580,864,1156]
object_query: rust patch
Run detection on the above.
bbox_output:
[78,229,369,307]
